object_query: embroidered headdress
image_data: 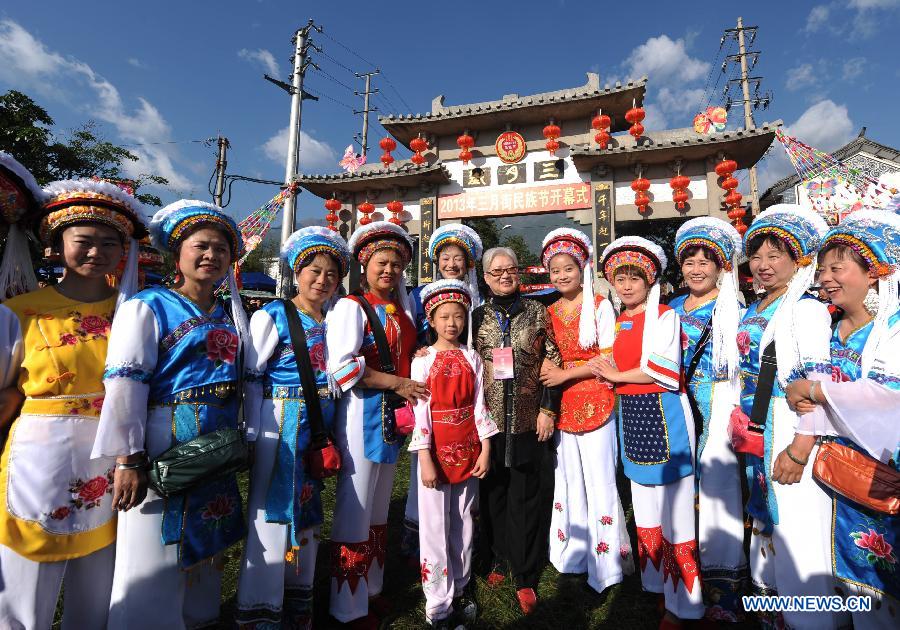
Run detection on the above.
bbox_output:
[428,222,483,306]
[541,228,599,348]
[281,226,351,278]
[0,152,47,297]
[675,217,744,380]
[601,236,668,377]
[347,220,414,323]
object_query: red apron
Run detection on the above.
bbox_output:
[427,350,481,484]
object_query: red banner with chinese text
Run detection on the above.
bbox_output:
[438,182,592,219]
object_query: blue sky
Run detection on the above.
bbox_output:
[1,0,898,228]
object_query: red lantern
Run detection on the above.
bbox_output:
[325,197,341,231]
[625,106,645,139]
[594,131,610,148]
[386,200,404,225]
[410,135,429,165]
[379,137,396,168]
[669,174,691,209]
[720,176,739,191]
[714,159,737,178]
[543,122,561,155]
[592,112,611,149]
[725,190,743,207]
[716,157,746,232]
[358,201,374,226]
[735,218,748,235]
[632,176,651,214]
[457,132,475,164]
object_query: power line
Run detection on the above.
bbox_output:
[120,138,216,148]
[315,47,357,75]
[303,86,355,110]
[310,66,355,92]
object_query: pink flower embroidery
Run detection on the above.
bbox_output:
[80,315,110,336]
[78,476,110,503]
[620,545,631,559]
[201,494,236,521]
[736,331,751,356]
[681,330,690,351]
[600,515,614,525]
[557,529,567,542]
[421,560,431,583]
[205,329,238,364]
[299,482,314,505]
[852,528,896,568]
[91,397,105,411]
[595,542,610,555]
[60,333,78,346]
[554,502,563,512]
[309,341,327,372]
[832,366,851,383]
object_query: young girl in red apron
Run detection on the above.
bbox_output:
[409,280,499,628]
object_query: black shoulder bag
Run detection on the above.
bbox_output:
[352,292,412,440]
[148,307,249,497]
[728,340,775,458]
[684,320,712,439]
[280,299,341,479]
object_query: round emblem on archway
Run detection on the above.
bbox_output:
[495,131,527,164]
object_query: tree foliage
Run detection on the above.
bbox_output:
[0,90,168,206]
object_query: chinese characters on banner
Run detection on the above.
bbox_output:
[419,198,435,282]
[438,182,592,219]
[594,183,612,272]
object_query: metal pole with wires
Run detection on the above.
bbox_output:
[270,20,319,297]
[354,70,379,157]
[212,135,229,206]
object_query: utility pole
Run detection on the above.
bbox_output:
[723,17,770,214]
[268,20,320,297]
[354,70,380,157]
[212,135,229,206]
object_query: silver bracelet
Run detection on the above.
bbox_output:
[116,459,147,471]
[808,381,818,404]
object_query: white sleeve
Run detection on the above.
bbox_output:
[470,350,499,441]
[595,298,616,353]
[794,299,833,380]
[243,309,280,442]
[0,305,23,389]
[408,354,433,451]
[644,309,682,391]
[326,298,368,392]
[92,299,159,459]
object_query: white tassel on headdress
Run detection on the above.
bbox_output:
[227,268,250,357]
[115,237,141,310]
[711,256,742,381]
[467,266,482,308]
[862,270,900,377]
[0,224,37,299]
[640,281,662,375]
[578,262,597,349]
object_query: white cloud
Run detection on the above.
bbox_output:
[757,100,855,192]
[842,57,867,81]
[127,57,147,69]
[0,19,192,190]
[261,126,337,171]
[785,64,819,91]
[849,0,899,8]
[238,48,279,76]
[805,5,831,32]
[624,35,709,84]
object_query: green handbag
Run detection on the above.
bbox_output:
[148,426,249,498]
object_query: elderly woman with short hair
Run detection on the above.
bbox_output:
[470,246,562,615]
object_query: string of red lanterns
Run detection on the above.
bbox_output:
[670,170,691,210]
[543,120,561,155]
[379,137,396,167]
[632,167,651,215]
[386,200,404,226]
[410,135,429,165]
[457,131,474,164]
[358,200,375,226]
[715,158,747,234]
[591,110,611,149]
[625,101,645,140]
[324,196,341,231]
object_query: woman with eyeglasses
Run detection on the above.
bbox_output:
[470,246,562,615]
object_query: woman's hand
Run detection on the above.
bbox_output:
[772,434,815,485]
[785,379,815,412]
[471,444,491,479]
[539,364,568,387]
[0,386,24,432]
[393,377,429,403]
[590,358,621,383]
[413,345,430,359]
[536,412,555,442]
[418,451,439,489]
[112,455,148,511]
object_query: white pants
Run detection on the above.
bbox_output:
[329,410,396,623]
[631,475,705,620]
[418,477,478,622]
[0,543,114,630]
[404,455,419,527]
[236,408,318,621]
[697,380,747,612]
[106,489,223,630]
[549,424,632,593]
[750,400,844,630]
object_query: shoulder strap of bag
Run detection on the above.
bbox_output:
[352,291,395,374]
[223,298,246,434]
[749,341,777,432]
[685,319,712,385]
[279,299,327,445]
